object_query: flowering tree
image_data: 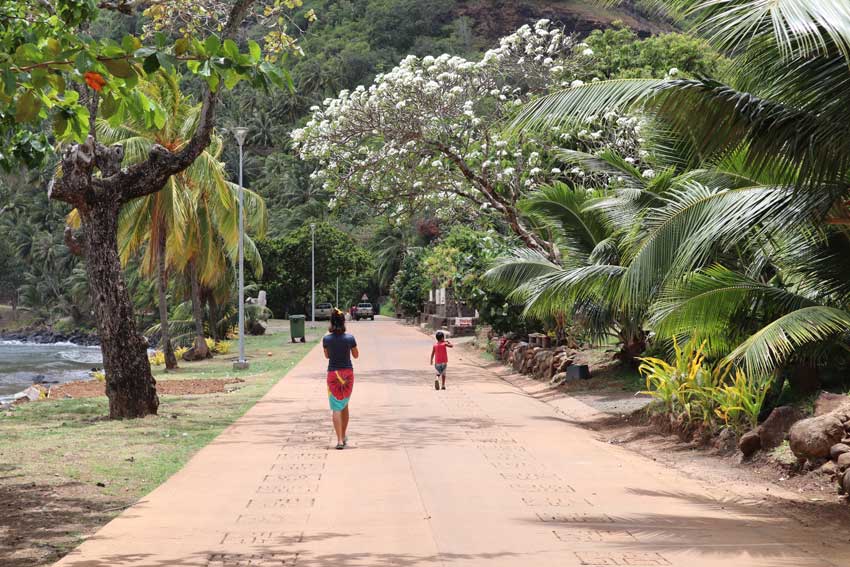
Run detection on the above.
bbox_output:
[293,20,598,260]
[0,0,299,418]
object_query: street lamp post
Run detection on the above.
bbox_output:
[233,127,249,371]
[310,223,316,327]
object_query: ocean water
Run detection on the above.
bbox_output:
[0,341,102,401]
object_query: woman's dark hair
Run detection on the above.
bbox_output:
[330,309,346,335]
[435,331,445,341]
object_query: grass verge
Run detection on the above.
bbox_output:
[0,323,319,567]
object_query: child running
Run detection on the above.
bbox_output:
[429,331,453,390]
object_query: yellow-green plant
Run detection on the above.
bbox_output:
[711,367,770,432]
[92,370,106,382]
[148,351,166,366]
[175,346,190,359]
[213,340,232,354]
[639,337,770,433]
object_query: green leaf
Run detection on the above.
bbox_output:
[46,38,61,57]
[103,58,133,78]
[15,44,41,65]
[15,91,41,123]
[134,47,157,58]
[100,93,118,118]
[223,39,239,60]
[248,40,261,63]
[174,38,189,56]
[156,52,175,73]
[53,113,68,137]
[204,36,221,56]
[205,73,219,92]
[122,35,141,54]
[74,51,94,73]
[3,70,17,96]
[143,54,160,74]
[152,105,166,130]
[223,69,242,89]
[30,69,48,89]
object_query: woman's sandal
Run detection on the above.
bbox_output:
[343,436,348,447]
[335,443,344,450]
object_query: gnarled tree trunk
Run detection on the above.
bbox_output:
[48,0,255,418]
[157,231,178,370]
[81,199,159,418]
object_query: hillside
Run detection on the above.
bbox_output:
[457,0,671,40]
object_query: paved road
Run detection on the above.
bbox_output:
[56,320,848,566]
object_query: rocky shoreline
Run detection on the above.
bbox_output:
[0,328,100,346]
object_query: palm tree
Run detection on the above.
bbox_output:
[89,73,266,363]
[506,0,850,388]
[170,132,266,359]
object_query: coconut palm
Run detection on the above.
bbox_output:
[89,72,266,363]
[505,0,850,385]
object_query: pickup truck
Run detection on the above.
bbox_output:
[315,302,334,320]
[353,302,375,320]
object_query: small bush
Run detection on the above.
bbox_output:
[148,350,165,366]
[92,370,106,382]
[638,337,769,434]
[213,340,232,354]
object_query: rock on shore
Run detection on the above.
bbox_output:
[0,328,100,346]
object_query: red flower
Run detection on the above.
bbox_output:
[84,72,106,92]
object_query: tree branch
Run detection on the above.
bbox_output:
[110,0,257,203]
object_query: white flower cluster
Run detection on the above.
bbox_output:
[291,19,586,211]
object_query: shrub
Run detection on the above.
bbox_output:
[148,350,166,366]
[638,337,769,434]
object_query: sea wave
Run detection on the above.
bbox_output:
[0,340,100,348]
[58,350,103,364]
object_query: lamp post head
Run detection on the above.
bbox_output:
[310,223,316,231]
[232,127,249,146]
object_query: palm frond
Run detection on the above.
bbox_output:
[723,306,850,376]
[511,79,669,133]
[483,248,560,295]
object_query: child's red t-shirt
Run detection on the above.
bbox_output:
[434,342,449,364]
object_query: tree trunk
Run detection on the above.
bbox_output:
[157,231,178,370]
[81,200,159,418]
[189,260,210,358]
[616,330,647,367]
[207,293,219,342]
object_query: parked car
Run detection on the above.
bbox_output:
[315,302,334,320]
[353,302,374,320]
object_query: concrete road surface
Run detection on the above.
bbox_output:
[55,319,849,566]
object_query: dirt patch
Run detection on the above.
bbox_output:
[44,378,244,400]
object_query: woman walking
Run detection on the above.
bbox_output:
[323,309,359,449]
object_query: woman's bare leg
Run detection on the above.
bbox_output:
[341,406,350,439]
[332,411,344,445]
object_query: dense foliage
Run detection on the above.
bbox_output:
[255,223,372,317]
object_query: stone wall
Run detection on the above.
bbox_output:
[492,337,578,385]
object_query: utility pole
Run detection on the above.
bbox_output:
[310,222,316,327]
[232,127,249,370]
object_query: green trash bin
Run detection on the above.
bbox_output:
[289,315,306,343]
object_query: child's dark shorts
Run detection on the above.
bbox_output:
[435,363,447,375]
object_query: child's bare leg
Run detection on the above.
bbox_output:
[441,372,446,388]
[332,411,344,445]
[341,406,350,438]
